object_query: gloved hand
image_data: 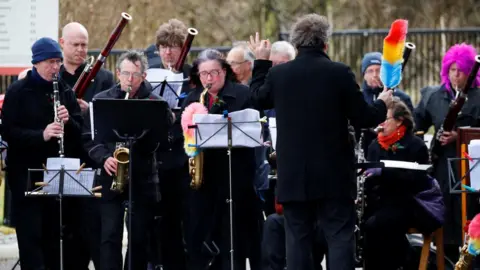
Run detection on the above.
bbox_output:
[364,168,382,177]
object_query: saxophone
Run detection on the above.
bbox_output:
[52,73,64,158]
[189,84,211,190]
[455,244,474,270]
[110,86,131,193]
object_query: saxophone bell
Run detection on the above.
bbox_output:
[111,145,130,193]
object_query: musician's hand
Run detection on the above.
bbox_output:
[378,86,393,107]
[171,111,176,122]
[57,105,69,123]
[77,99,89,113]
[440,131,458,145]
[104,157,117,176]
[249,32,271,60]
[263,141,272,147]
[43,122,63,141]
[364,168,382,177]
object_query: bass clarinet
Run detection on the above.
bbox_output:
[52,74,64,158]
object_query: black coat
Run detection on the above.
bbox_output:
[82,82,174,201]
[250,47,387,202]
[152,63,194,170]
[2,70,83,196]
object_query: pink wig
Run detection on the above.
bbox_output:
[441,43,480,93]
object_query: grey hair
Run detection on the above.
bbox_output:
[116,50,149,73]
[230,42,255,69]
[290,14,331,48]
[271,41,296,60]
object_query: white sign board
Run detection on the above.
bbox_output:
[0,0,59,68]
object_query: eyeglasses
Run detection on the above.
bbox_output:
[46,59,62,65]
[159,45,181,52]
[120,71,143,78]
[199,70,221,78]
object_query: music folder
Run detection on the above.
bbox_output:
[91,98,171,143]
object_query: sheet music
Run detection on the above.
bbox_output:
[192,109,263,148]
[268,117,277,150]
[468,140,480,189]
[146,68,184,108]
[41,158,95,195]
[89,101,94,140]
[380,160,432,171]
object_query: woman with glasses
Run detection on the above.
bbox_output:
[181,49,262,270]
[362,97,445,269]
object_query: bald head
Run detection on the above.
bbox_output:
[226,45,254,85]
[60,22,89,69]
[62,22,88,39]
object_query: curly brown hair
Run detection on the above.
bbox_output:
[155,19,187,48]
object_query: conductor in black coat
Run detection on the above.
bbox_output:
[249,14,393,270]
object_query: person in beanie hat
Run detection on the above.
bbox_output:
[1,37,82,270]
[357,51,414,160]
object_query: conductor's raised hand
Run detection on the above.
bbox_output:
[377,86,394,108]
[104,157,117,176]
[248,32,271,60]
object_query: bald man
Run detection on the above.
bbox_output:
[58,22,114,270]
[59,22,115,108]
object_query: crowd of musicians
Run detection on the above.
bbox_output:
[2,13,480,270]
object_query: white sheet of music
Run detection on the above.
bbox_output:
[268,117,277,150]
[192,108,263,148]
[380,160,432,171]
[468,139,480,189]
[146,68,184,108]
[42,157,95,195]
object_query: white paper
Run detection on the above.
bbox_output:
[41,158,96,195]
[380,160,432,171]
[468,140,480,190]
[268,117,277,150]
[146,68,185,108]
[192,109,263,148]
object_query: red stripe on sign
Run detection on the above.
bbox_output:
[0,67,31,75]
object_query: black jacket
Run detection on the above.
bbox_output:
[2,70,82,194]
[82,82,174,200]
[152,63,194,170]
[59,64,115,103]
[251,47,387,202]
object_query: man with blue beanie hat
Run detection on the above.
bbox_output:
[2,37,82,270]
[357,51,414,159]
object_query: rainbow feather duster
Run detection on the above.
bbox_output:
[181,102,208,157]
[468,214,480,255]
[380,19,408,89]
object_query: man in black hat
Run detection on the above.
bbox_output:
[2,37,83,270]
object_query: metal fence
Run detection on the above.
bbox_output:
[1,28,479,104]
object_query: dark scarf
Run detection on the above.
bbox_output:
[31,67,53,87]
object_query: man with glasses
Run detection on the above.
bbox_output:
[152,18,194,270]
[226,43,255,85]
[2,37,83,270]
[82,50,174,270]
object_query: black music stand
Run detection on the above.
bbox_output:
[448,157,480,195]
[92,98,170,270]
[26,159,98,270]
[150,78,189,111]
[188,109,264,270]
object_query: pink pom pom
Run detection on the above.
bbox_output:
[469,214,480,238]
[181,102,208,138]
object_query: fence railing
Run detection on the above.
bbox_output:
[2,28,479,104]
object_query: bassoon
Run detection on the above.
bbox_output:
[430,55,480,160]
[173,27,198,73]
[73,12,132,99]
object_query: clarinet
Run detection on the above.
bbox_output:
[355,130,367,266]
[53,74,65,158]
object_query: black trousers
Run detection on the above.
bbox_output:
[282,198,355,270]
[156,165,190,270]
[100,195,158,270]
[261,213,327,270]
